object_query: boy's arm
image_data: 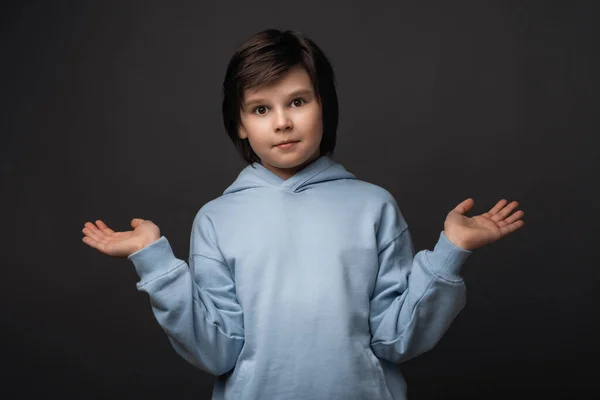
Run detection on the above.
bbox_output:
[368,202,471,364]
[127,211,244,376]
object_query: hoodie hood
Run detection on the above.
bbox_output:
[223,155,357,195]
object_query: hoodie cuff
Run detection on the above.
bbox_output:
[425,231,472,280]
[127,236,183,284]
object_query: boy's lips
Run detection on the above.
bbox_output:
[274,140,299,148]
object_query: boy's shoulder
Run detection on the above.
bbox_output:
[191,196,227,220]
[344,177,399,206]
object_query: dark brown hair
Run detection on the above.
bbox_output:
[222,29,338,165]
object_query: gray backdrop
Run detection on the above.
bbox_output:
[2,0,598,398]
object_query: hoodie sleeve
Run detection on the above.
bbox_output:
[368,200,471,364]
[127,211,244,376]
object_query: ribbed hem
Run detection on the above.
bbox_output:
[426,231,472,280]
[127,236,182,284]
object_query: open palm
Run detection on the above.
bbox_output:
[81,218,160,258]
[444,198,525,251]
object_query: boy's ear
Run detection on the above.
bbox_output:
[238,125,248,140]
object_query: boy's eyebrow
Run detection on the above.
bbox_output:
[244,88,314,108]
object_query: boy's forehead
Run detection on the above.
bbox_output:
[243,68,313,99]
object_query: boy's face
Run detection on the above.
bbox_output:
[239,65,323,180]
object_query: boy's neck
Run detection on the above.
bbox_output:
[260,151,321,180]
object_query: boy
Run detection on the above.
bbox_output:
[82,29,525,399]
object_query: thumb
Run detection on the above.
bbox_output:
[452,198,475,215]
[131,218,146,228]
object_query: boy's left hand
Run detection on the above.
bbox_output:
[443,198,525,251]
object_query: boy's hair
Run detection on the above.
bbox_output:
[222,29,338,165]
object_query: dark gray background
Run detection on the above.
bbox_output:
[2,0,598,398]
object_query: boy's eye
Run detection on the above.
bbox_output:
[292,98,305,107]
[252,98,305,115]
[253,106,268,115]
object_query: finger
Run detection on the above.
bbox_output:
[82,235,98,249]
[82,236,106,254]
[491,201,519,222]
[82,224,106,243]
[84,222,109,238]
[96,220,116,235]
[82,236,107,253]
[131,218,145,228]
[499,220,525,236]
[503,210,524,225]
[82,235,94,247]
[453,198,474,215]
[83,222,101,235]
[487,199,508,216]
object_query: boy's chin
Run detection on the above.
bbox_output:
[265,154,317,169]
[264,159,304,170]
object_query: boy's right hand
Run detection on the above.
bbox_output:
[82,218,161,258]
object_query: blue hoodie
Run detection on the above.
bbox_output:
[127,155,472,399]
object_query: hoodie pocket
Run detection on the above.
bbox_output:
[358,343,394,400]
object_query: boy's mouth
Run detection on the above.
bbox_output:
[274,140,299,147]
[274,140,299,149]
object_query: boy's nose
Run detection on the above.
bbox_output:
[274,111,293,131]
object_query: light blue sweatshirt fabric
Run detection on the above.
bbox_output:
[127,155,472,399]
